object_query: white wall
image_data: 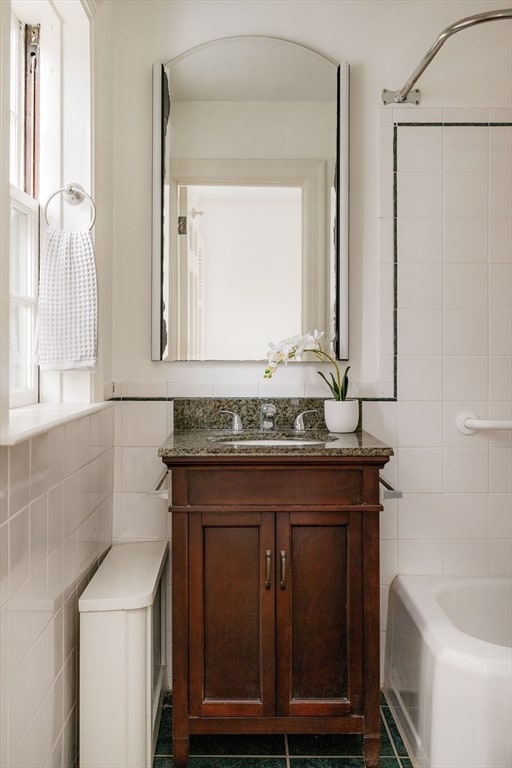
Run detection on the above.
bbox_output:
[108,0,512,392]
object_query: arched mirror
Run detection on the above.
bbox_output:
[152,36,348,362]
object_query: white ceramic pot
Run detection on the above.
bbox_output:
[324,398,359,433]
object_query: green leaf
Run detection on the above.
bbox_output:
[317,370,336,399]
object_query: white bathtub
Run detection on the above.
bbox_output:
[384,575,512,768]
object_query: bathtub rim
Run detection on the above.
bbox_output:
[390,573,511,662]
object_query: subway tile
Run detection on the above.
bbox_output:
[398,448,443,493]
[397,402,442,447]
[489,494,512,538]
[397,356,443,401]
[398,539,443,575]
[490,264,512,310]
[398,263,442,309]
[489,539,512,576]
[397,126,442,173]
[489,310,512,355]
[442,126,488,173]
[490,124,512,172]
[398,310,442,355]
[363,402,397,448]
[213,380,261,398]
[396,172,442,218]
[120,381,168,398]
[443,217,488,264]
[9,506,30,596]
[397,218,442,264]
[443,172,488,219]
[489,172,512,218]
[395,106,443,123]
[29,495,48,575]
[442,493,489,539]
[489,217,512,263]
[117,401,171,447]
[443,356,488,401]
[442,107,489,123]
[398,493,443,539]
[489,356,512,402]
[443,309,488,355]
[443,263,488,310]
[443,540,489,576]
[117,446,166,493]
[378,310,394,354]
[8,441,30,518]
[113,492,167,542]
[489,448,512,492]
[489,108,512,123]
[443,448,489,493]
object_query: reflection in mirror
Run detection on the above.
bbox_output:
[152,36,348,362]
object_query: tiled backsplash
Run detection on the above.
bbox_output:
[173,397,333,430]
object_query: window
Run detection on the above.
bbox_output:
[9,14,40,407]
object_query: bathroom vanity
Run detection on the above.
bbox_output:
[159,428,392,768]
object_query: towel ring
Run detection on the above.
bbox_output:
[44,184,96,231]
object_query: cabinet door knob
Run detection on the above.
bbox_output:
[280,550,287,590]
[265,549,272,589]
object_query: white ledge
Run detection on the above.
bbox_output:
[1,402,112,446]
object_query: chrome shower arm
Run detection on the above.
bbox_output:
[382,7,512,105]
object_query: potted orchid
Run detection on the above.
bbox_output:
[263,330,359,432]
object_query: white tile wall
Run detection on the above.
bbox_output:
[373,114,512,677]
[0,407,113,768]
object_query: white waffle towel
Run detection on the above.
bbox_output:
[35,228,98,370]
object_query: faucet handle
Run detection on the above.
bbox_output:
[293,409,318,432]
[220,410,243,433]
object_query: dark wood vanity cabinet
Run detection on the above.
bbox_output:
[164,454,389,768]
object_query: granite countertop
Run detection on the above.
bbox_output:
[158,429,393,458]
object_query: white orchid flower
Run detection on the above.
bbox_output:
[263,329,350,401]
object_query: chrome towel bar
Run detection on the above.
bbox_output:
[379,476,403,500]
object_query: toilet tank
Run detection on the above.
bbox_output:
[79,540,168,768]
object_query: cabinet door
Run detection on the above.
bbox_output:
[275,511,364,717]
[188,510,276,717]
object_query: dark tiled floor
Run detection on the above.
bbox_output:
[153,693,413,767]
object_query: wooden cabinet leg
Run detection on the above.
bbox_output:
[363,735,380,768]
[172,736,190,767]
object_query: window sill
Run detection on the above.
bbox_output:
[1,401,112,445]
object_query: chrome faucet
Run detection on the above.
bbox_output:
[293,409,318,433]
[260,403,277,431]
[220,410,243,433]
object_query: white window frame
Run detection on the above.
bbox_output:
[9,186,39,407]
[9,12,39,407]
